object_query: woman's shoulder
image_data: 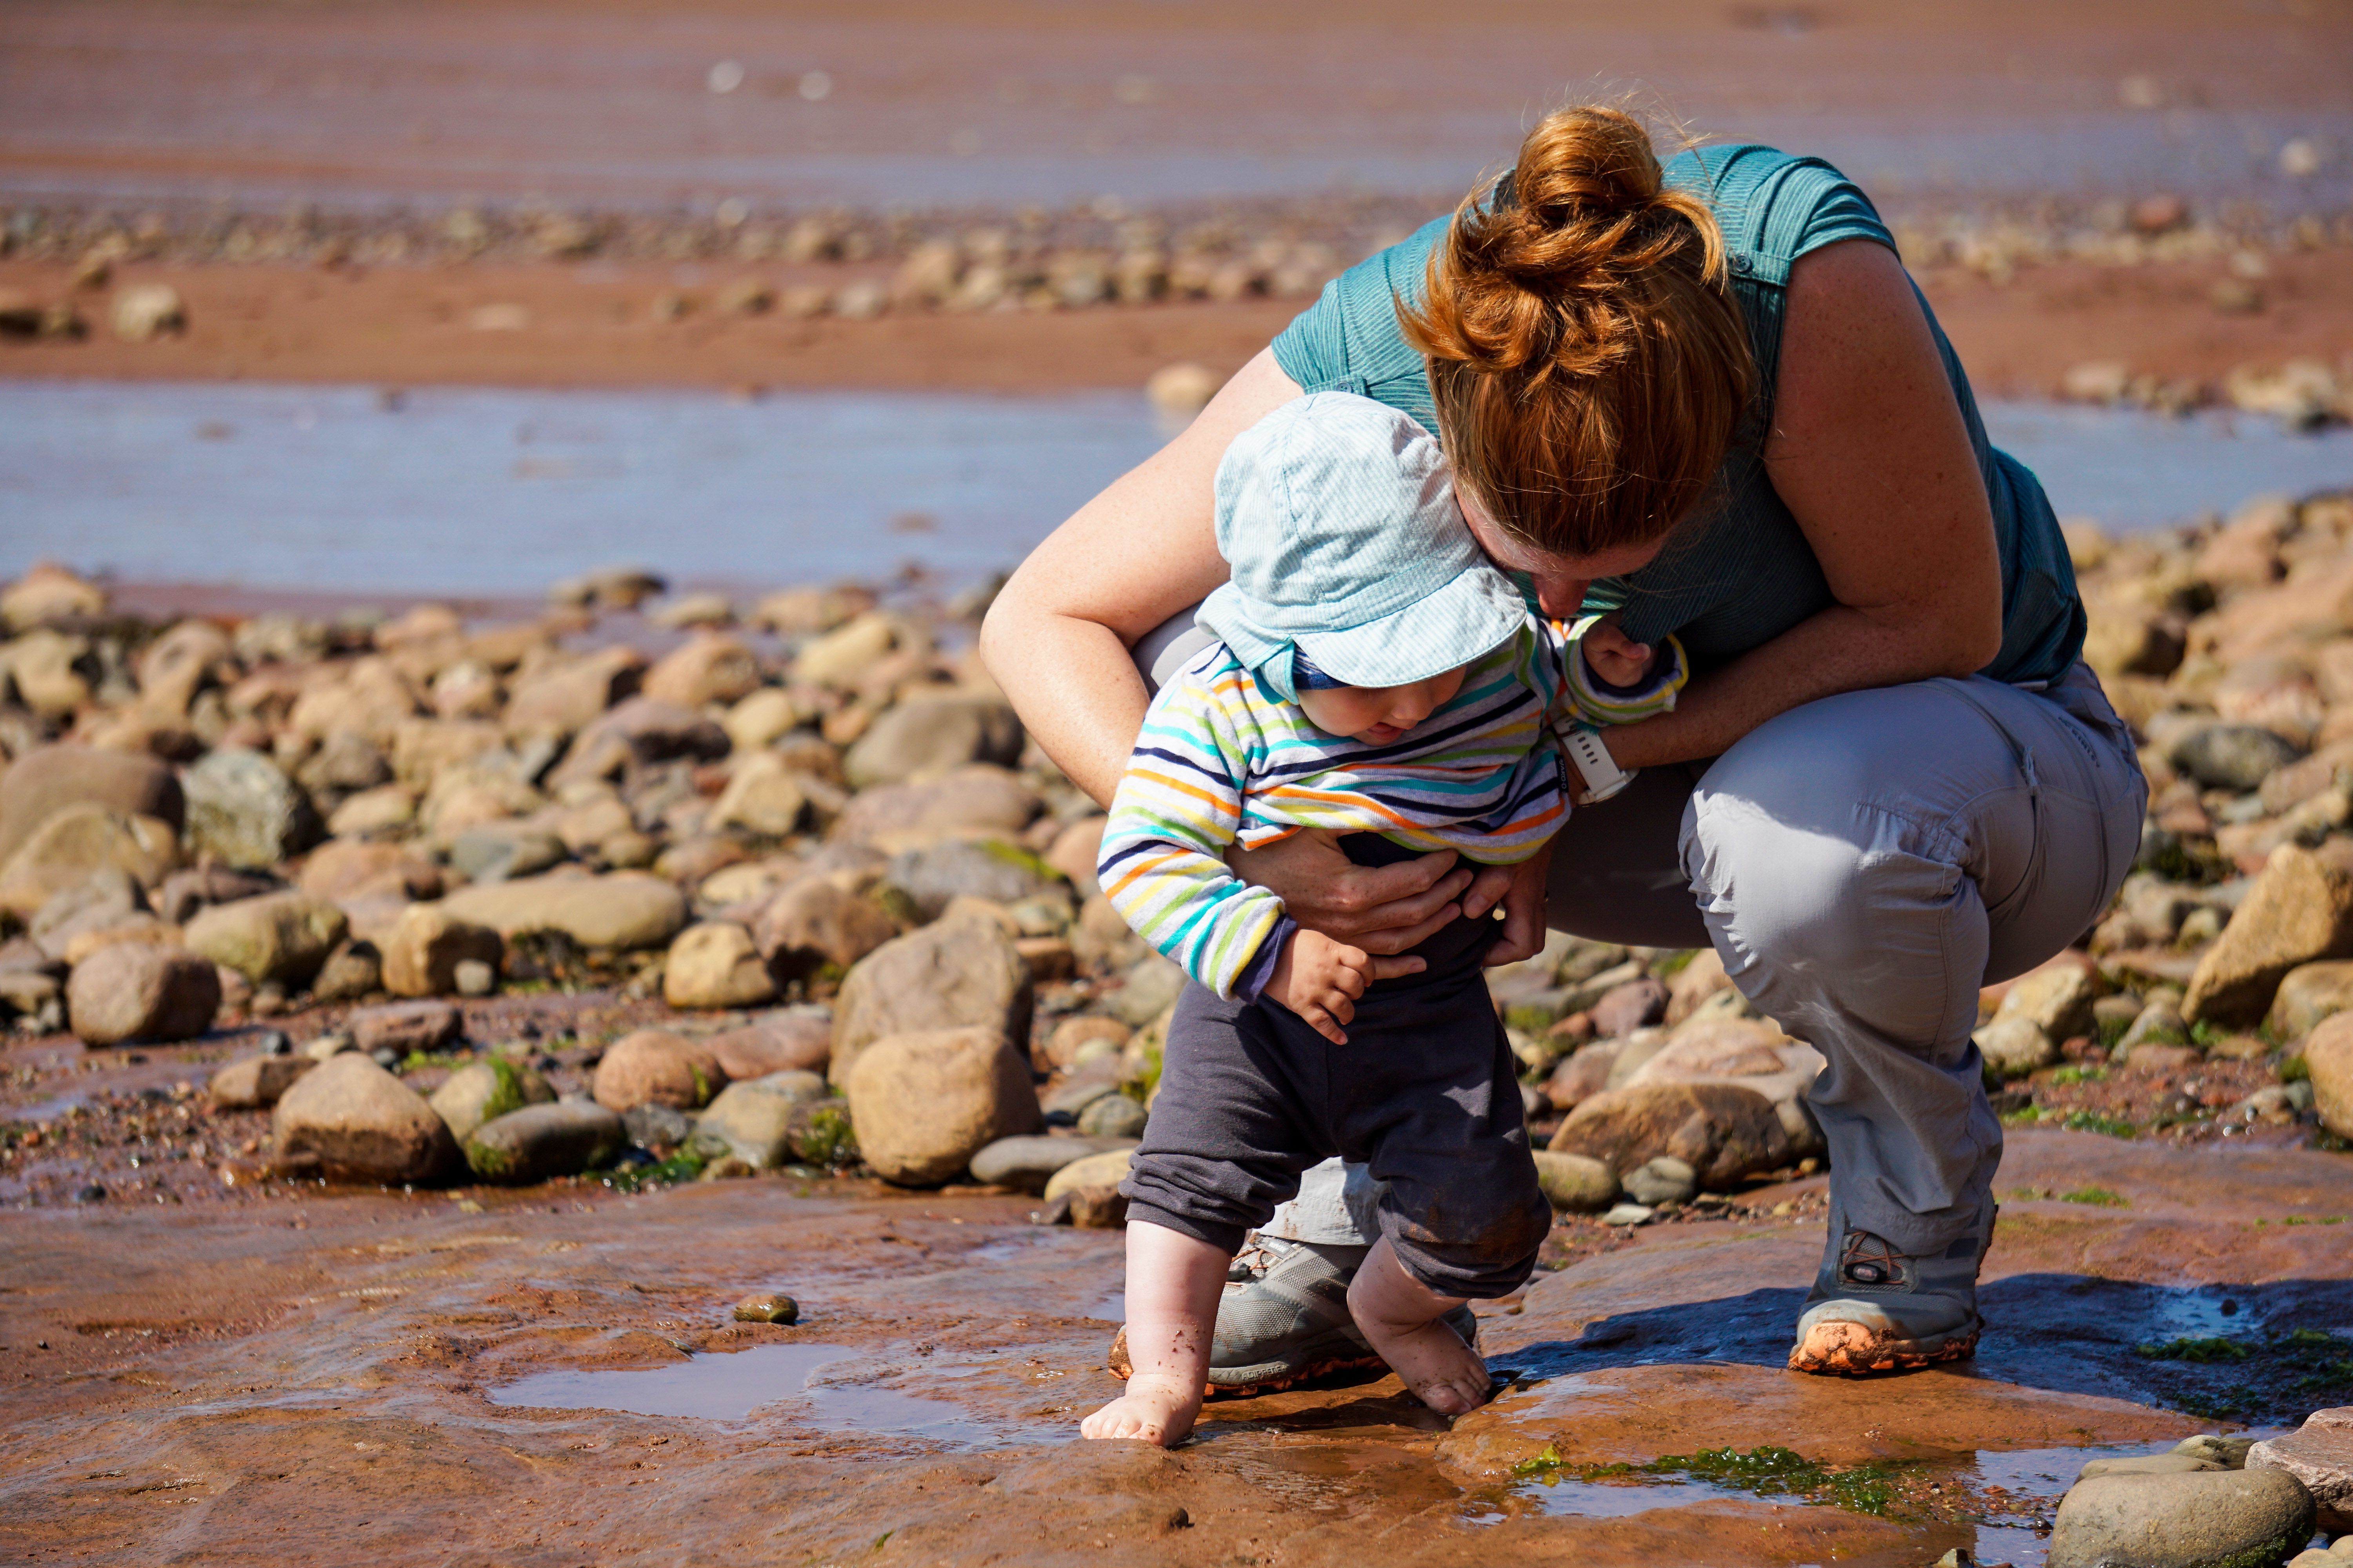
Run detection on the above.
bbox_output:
[1662,143,1895,270]
[1267,216,1451,434]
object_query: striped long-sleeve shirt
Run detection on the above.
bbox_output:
[1098,618,1684,999]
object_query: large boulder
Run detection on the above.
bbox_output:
[1548,1081,1793,1190]
[843,693,1023,789]
[641,633,762,709]
[706,1010,831,1079]
[829,765,1037,850]
[379,903,504,997]
[695,1070,831,1168]
[2184,845,2353,1025]
[348,999,461,1057]
[30,868,148,960]
[441,872,687,950]
[1992,955,2100,1042]
[2302,1012,2353,1141]
[503,645,646,738]
[66,943,220,1046]
[2170,723,2305,792]
[663,921,778,1009]
[184,890,348,989]
[844,1025,1041,1186]
[2047,1469,2314,1568]
[0,805,180,915]
[0,745,183,870]
[182,749,322,870]
[752,876,898,985]
[591,1029,727,1112]
[427,1059,556,1143]
[545,697,727,789]
[2249,1407,2353,1533]
[2270,959,2353,1040]
[272,1052,461,1184]
[464,1102,626,1184]
[708,752,808,838]
[828,912,1034,1088]
[885,838,1053,919]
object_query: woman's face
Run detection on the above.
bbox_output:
[1455,483,1668,619]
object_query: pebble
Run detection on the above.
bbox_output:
[733,1294,800,1325]
[1601,1202,1655,1226]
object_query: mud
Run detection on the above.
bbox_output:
[4,244,2351,400]
[2,1122,2345,1565]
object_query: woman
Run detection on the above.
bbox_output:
[981,106,2144,1382]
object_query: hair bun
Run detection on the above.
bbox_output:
[1510,106,1666,227]
[1395,103,1755,558]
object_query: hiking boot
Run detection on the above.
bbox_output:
[1107,1236,1480,1397]
[1787,1196,1996,1376]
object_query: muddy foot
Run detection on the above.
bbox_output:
[1081,1374,1202,1446]
[1106,1324,1386,1399]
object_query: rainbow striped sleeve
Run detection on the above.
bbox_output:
[1097,662,1291,999]
[1560,618,1690,727]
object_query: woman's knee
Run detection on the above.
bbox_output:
[1685,789,1962,978]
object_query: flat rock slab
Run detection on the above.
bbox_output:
[2,1125,2349,1568]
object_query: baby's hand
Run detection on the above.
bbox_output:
[1580,616,1657,689]
[1269,929,1373,1045]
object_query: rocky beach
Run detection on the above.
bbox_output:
[8,0,2353,1563]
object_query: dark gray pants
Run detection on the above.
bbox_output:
[1122,851,1553,1300]
[1138,618,2146,1259]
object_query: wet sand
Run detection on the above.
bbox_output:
[5,245,2352,397]
[6,0,2351,211]
[6,1089,2336,1564]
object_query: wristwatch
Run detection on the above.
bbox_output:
[1557,722,1637,805]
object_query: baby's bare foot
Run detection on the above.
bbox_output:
[1080,1373,1202,1446]
[1406,1364,1499,1416]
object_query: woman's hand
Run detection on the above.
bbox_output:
[1480,840,1555,967]
[1228,830,1473,955]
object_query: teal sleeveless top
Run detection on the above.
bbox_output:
[1269,144,2086,685]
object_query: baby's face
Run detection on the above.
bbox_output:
[1296,665,1470,745]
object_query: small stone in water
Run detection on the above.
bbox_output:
[734,1294,799,1325]
[1601,1202,1654,1226]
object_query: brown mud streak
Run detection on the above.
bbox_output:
[4,249,2353,397]
[4,1128,2342,1564]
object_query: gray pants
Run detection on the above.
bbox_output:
[1137,621,2147,1258]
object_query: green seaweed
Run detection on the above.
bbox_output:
[600,1145,709,1192]
[2060,1110,2138,1138]
[2060,1186,2128,1207]
[2046,1065,2108,1086]
[2280,1054,2311,1084]
[793,1107,858,1168]
[2138,1335,2251,1363]
[1521,1444,1904,1518]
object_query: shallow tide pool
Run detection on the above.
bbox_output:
[4,380,2349,598]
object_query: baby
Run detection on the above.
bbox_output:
[1083,392,1684,1446]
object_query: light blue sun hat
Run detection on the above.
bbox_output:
[1197,391,1528,704]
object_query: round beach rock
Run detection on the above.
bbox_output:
[844,1024,1040,1187]
[464,1102,626,1184]
[591,1029,727,1112]
[2047,1468,2315,1568]
[66,942,220,1046]
[271,1051,460,1184]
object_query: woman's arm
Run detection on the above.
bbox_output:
[980,348,1486,949]
[1597,238,2005,771]
[980,349,1295,804]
